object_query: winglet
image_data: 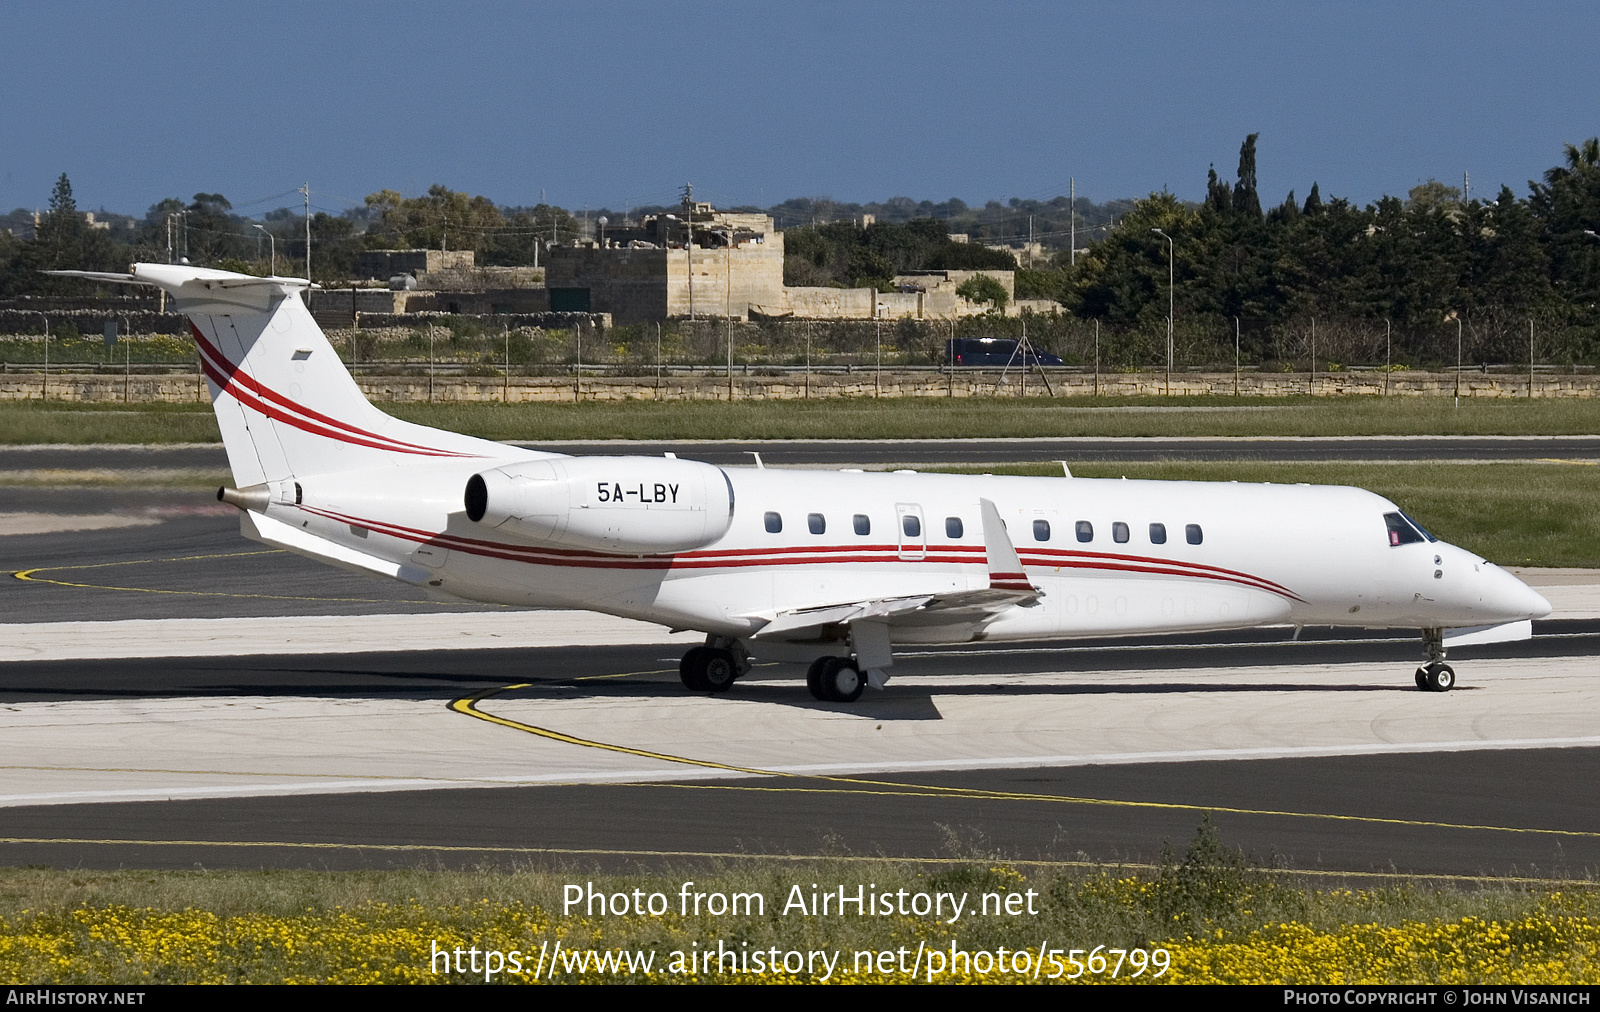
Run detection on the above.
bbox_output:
[979,497,1035,593]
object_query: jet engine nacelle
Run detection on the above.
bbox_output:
[464,456,733,554]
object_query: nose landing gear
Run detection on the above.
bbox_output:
[1415,628,1456,692]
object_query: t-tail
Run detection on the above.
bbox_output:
[53,264,513,485]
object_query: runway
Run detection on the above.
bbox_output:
[3,439,1599,879]
[0,636,1598,877]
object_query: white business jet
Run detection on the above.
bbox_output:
[52,265,1552,702]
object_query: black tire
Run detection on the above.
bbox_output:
[821,657,865,703]
[702,649,737,692]
[806,657,831,701]
[1415,668,1429,690]
[1426,663,1456,692]
[679,647,711,691]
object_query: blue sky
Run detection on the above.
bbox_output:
[4,1,1597,219]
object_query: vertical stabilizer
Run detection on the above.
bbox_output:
[128,264,514,484]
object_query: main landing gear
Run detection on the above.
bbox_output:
[679,637,750,693]
[1415,627,1456,692]
[806,656,865,703]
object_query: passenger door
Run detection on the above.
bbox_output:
[896,503,926,561]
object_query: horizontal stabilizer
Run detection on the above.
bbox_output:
[44,266,315,291]
[41,270,141,285]
[1443,619,1533,648]
[241,511,430,586]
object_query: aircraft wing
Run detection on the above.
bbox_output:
[748,497,1040,641]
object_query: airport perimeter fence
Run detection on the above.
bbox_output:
[2,310,1596,385]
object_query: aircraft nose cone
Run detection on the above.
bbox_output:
[1490,568,1552,621]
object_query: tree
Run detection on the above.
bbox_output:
[1232,134,1262,219]
[1303,182,1323,216]
[34,173,85,267]
[956,274,1008,312]
[1068,191,1199,326]
[1205,165,1232,214]
[1405,179,1462,213]
[364,185,506,254]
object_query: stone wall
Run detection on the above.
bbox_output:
[0,308,188,335]
[5,369,1594,404]
[781,287,876,318]
[667,240,785,320]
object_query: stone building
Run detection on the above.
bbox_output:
[543,204,784,324]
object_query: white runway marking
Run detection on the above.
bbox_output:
[0,655,1594,807]
[0,612,701,662]
[0,513,162,537]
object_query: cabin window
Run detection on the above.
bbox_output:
[1033,519,1051,541]
[853,514,871,536]
[1075,520,1093,543]
[808,513,826,535]
[1149,523,1167,544]
[764,511,782,534]
[1384,511,1426,546]
[1113,521,1130,543]
[902,514,921,537]
[945,517,964,539]
[1186,523,1203,545]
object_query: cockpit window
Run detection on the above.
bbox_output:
[1383,511,1426,547]
[1401,511,1438,542]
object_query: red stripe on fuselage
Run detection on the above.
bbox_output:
[291,504,1303,600]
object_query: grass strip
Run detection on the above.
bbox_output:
[0,823,1595,984]
[925,460,1600,569]
[6,396,1600,444]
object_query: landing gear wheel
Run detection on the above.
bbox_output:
[1424,662,1456,692]
[701,649,737,693]
[806,657,830,701]
[679,647,711,691]
[819,657,865,703]
[1415,668,1429,690]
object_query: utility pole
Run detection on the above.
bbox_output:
[1069,178,1075,268]
[301,183,311,284]
[1384,318,1391,396]
[1093,318,1100,397]
[875,318,881,398]
[252,224,275,276]
[683,183,694,323]
[1234,316,1240,397]
[1151,228,1175,396]
[1529,317,1535,398]
[1309,317,1316,396]
[1455,316,1462,407]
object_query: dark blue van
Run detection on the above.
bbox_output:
[944,338,1063,367]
